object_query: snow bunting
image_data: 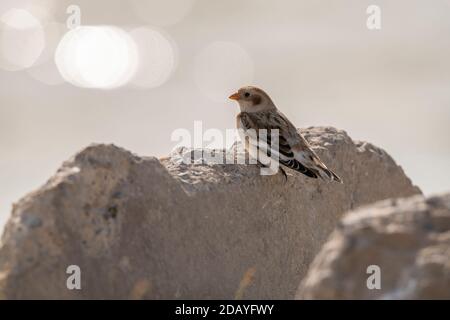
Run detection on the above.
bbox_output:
[229,86,342,183]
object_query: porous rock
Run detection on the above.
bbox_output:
[0,127,420,299]
[297,193,450,299]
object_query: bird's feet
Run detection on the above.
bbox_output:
[279,166,288,183]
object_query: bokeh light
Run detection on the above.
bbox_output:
[27,22,66,85]
[194,41,255,102]
[55,26,138,89]
[131,0,196,27]
[129,27,178,89]
[0,8,45,71]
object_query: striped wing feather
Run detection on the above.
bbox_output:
[238,112,320,179]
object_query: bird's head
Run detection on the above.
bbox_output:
[228,86,276,112]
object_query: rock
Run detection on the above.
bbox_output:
[0,127,420,299]
[296,193,450,299]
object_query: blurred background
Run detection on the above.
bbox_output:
[1,0,449,231]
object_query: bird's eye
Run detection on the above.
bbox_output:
[244,92,250,98]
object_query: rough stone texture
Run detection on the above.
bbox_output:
[297,193,450,299]
[0,127,420,299]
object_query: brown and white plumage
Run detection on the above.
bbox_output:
[229,86,342,183]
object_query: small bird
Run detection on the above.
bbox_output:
[229,86,342,183]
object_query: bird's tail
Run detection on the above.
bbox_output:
[296,150,343,183]
[315,165,343,183]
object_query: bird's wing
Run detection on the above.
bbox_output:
[276,111,343,183]
[237,111,293,159]
[237,111,342,182]
[237,111,320,179]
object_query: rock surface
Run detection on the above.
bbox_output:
[0,127,420,299]
[296,193,450,299]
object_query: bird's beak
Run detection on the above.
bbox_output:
[228,92,240,101]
